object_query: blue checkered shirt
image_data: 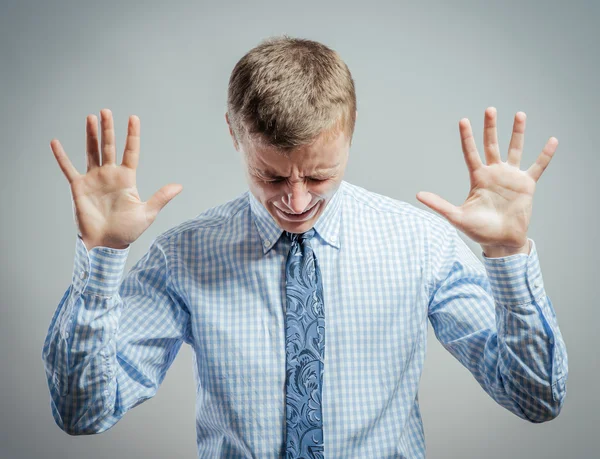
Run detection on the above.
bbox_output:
[42,180,568,458]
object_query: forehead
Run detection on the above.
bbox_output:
[244,129,349,173]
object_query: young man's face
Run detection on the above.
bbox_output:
[226,113,351,234]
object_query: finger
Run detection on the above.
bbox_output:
[121,115,140,169]
[50,139,81,184]
[416,191,462,227]
[526,137,558,182]
[507,111,526,168]
[86,114,101,171]
[100,108,116,165]
[146,184,184,218]
[459,118,483,173]
[483,107,501,165]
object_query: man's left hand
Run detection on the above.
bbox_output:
[416,107,558,258]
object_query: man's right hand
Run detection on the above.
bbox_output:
[51,108,183,251]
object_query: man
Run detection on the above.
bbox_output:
[42,35,568,458]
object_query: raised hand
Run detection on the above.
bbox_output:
[51,109,183,251]
[416,107,558,258]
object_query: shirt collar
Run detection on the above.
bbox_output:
[248,181,345,254]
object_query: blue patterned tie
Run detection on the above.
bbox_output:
[284,229,325,458]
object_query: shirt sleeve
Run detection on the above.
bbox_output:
[426,222,568,423]
[41,234,192,435]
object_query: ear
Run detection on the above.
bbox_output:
[225,112,239,151]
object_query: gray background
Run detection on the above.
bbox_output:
[1,0,597,457]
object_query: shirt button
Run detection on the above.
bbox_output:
[64,332,69,339]
[80,270,88,280]
[264,240,271,247]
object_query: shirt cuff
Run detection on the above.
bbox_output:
[481,238,544,306]
[72,234,130,297]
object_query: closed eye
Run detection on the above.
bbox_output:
[261,177,328,184]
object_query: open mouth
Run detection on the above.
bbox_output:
[274,201,320,222]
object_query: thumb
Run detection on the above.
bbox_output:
[146,183,183,217]
[416,191,461,227]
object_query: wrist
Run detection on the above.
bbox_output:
[78,233,130,251]
[482,239,530,258]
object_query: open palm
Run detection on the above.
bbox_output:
[51,109,183,250]
[416,107,558,253]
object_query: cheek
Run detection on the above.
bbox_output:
[311,180,341,199]
[249,181,280,203]
[316,181,336,193]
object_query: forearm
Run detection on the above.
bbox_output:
[481,239,568,422]
[494,294,568,421]
[42,292,123,435]
[41,237,130,435]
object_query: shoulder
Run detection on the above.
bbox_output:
[339,180,453,235]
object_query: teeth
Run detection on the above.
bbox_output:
[275,202,319,221]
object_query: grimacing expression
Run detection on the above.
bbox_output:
[226,113,352,234]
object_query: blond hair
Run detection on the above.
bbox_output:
[227,35,357,153]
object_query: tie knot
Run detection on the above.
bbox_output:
[286,228,316,244]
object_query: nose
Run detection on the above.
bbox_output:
[283,181,312,214]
